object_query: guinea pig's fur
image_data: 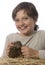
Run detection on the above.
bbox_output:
[8,41,23,58]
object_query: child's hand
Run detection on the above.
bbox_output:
[6,42,14,56]
[21,46,39,58]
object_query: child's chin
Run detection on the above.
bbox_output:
[21,32,26,34]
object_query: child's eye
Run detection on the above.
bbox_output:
[15,19,19,22]
[23,17,28,20]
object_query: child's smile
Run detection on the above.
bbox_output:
[15,10,35,35]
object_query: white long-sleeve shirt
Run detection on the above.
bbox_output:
[2,30,45,59]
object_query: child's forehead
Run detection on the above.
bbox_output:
[17,9,27,15]
[15,10,28,18]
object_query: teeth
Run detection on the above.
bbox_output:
[20,26,27,30]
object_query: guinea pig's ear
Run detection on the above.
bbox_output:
[13,41,16,45]
[16,41,21,43]
[17,41,22,44]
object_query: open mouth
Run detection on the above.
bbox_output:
[19,26,28,30]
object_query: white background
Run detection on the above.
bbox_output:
[0,0,45,57]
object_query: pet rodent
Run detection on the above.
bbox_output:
[8,41,23,58]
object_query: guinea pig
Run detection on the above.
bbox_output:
[8,41,23,58]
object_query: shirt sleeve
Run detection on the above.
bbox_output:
[2,35,10,57]
[38,30,45,59]
[39,50,45,59]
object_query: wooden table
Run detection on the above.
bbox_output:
[0,57,45,65]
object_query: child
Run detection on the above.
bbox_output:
[2,2,45,59]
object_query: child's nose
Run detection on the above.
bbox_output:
[19,20,24,26]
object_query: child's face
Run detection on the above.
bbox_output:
[14,10,36,35]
